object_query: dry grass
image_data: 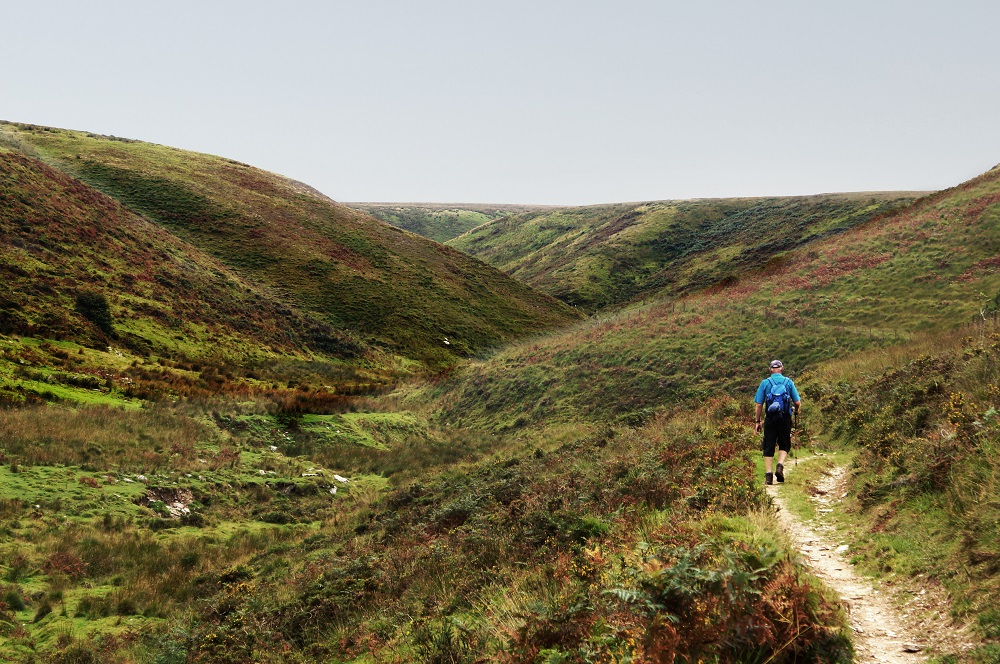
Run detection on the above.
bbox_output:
[0,403,210,470]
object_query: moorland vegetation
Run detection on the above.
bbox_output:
[448,193,923,311]
[0,120,999,662]
[348,203,546,244]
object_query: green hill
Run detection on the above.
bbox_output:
[0,145,400,411]
[1,122,581,370]
[449,193,922,311]
[347,203,544,243]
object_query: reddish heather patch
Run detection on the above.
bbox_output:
[962,192,1000,225]
[702,279,763,303]
[219,163,285,197]
[956,255,1000,282]
[777,275,813,292]
[320,240,371,271]
[779,251,894,291]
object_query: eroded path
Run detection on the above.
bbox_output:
[769,459,974,662]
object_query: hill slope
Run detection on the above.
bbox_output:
[0,148,358,359]
[1,122,581,367]
[347,202,544,243]
[430,166,1000,431]
[449,193,923,311]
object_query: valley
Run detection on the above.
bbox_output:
[1,121,999,662]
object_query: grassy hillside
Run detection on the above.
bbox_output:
[0,148,360,357]
[430,166,1000,431]
[1,122,581,368]
[449,194,922,311]
[347,203,545,243]
[0,146,411,411]
[399,164,1000,660]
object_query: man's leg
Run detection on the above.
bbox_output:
[775,419,791,483]
[762,419,776,484]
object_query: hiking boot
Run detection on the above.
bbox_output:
[776,463,785,483]
[765,472,773,485]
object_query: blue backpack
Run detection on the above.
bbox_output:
[765,377,792,419]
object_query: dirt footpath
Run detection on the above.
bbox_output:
[768,459,975,662]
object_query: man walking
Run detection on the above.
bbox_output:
[753,360,801,485]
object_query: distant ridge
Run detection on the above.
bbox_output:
[348,202,550,243]
[449,192,925,311]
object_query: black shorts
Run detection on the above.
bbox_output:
[762,415,792,457]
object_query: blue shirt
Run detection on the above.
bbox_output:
[754,373,800,405]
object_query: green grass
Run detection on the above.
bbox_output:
[795,317,1000,657]
[299,411,425,449]
[0,387,845,662]
[426,166,1000,434]
[0,394,413,660]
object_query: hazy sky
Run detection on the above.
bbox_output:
[4,1,999,205]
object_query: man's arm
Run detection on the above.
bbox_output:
[754,403,763,432]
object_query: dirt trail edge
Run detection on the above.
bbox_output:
[768,459,970,663]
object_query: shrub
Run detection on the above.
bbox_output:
[5,553,31,582]
[44,551,88,580]
[75,290,114,335]
[33,599,53,622]
[49,641,98,664]
[3,588,26,612]
[411,617,481,664]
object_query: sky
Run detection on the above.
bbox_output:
[3,0,999,205]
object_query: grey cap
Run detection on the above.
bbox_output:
[769,360,783,369]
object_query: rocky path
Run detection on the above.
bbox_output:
[769,458,974,662]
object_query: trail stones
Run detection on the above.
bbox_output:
[140,487,194,519]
